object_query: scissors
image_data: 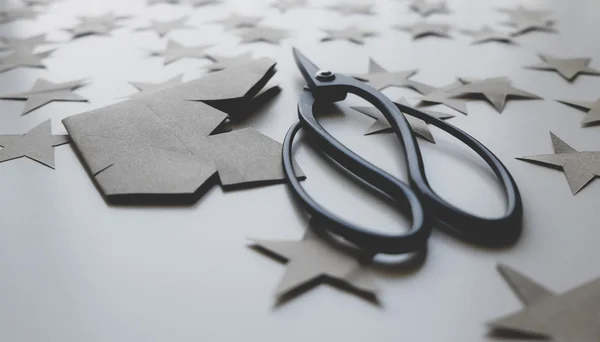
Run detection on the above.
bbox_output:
[282,48,523,255]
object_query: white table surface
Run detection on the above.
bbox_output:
[1,0,599,341]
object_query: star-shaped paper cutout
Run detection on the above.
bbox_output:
[413,81,470,114]
[205,52,256,72]
[461,26,515,45]
[182,0,221,6]
[0,79,88,115]
[558,98,600,126]
[211,13,261,30]
[147,0,179,5]
[271,0,306,12]
[151,40,211,65]
[0,120,69,169]
[23,0,57,6]
[0,7,39,24]
[490,263,600,342]
[321,27,375,44]
[251,229,377,299]
[351,97,454,143]
[70,13,127,38]
[327,3,374,16]
[525,54,600,82]
[0,34,52,53]
[238,25,289,44]
[409,0,450,17]
[449,77,541,113]
[128,75,184,98]
[394,21,451,39]
[503,14,556,36]
[353,58,417,91]
[141,17,194,37]
[517,132,600,195]
[497,5,552,21]
[0,49,53,74]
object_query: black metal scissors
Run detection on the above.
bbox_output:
[282,48,523,255]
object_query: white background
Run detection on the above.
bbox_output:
[0,0,599,341]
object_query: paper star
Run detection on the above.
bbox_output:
[517,133,600,195]
[525,54,600,82]
[449,77,540,113]
[461,26,515,45]
[490,263,600,342]
[147,0,179,5]
[351,97,454,143]
[321,27,374,44]
[205,52,255,72]
[0,34,52,52]
[0,120,69,169]
[238,25,289,44]
[128,75,184,98]
[353,58,417,91]
[251,229,377,299]
[498,5,552,21]
[152,40,211,65]
[141,17,194,37]
[23,0,57,5]
[183,0,221,6]
[271,0,306,12]
[0,7,38,24]
[394,21,451,39]
[414,81,469,114]
[327,3,374,16]
[211,13,261,30]
[409,0,450,17]
[558,98,600,126]
[0,79,88,115]
[0,49,52,74]
[503,14,556,36]
[70,13,127,38]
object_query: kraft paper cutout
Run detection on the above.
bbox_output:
[449,77,541,113]
[69,13,128,38]
[502,13,556,36]
[0,35,51,53]
[140,17,194,37]
[0,49,53,74]
[0,120,69,169]
[394,21,451,39]
[353,58,417,91]
[351,97,454,143]
[526,54,600,82]
[238,25,289,44]
[498,5,552,22]
[414,81,469,114]
[0,79,88,115]
[517,132,600,195]
[558,98,600,126]
[271,0,306,12]
[409,0,450,17]
[251,228,377,300]
[327,3,374,16]
[489,264,600,342]
[321,27,375,44]
[461,26,515,45]
[151,39,210,65]
[63,58,304,204]
[211,13,261,30]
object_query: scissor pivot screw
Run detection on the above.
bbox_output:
[316,69,335,81]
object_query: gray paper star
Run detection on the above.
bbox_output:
[414,81,469,114]
[394,21,451,39]
[271,0,306,12]
[252,229,377,298]
[141,17,194,37]
[503,14,556,36]
[238,25,289,44]
[0,34,52,52]
[517,133,600,195]
[147,0,178,5]
[353,58,417,91]
[152,40,211,65]
[327,3,374,16]
[461,26,515,45]
[183,0,221,6]
[351,97,454,143]
[498,5,552,21]
[70,13,127,38]
[490,263,600,342]
[526,54,600,82]
[0,79,88,115]
[23,0,57,5]
[449,77,541,113]
[206,52,255,72]
[0,120,69,169]
[0,49,52,74]
[557,98,600,126]
[211,13,261,30]
[409,0,450,17]
[128,75,184,98]
[321,27,374,44]
[0,7,38,24]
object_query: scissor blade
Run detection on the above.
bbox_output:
[292,48,321,90]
